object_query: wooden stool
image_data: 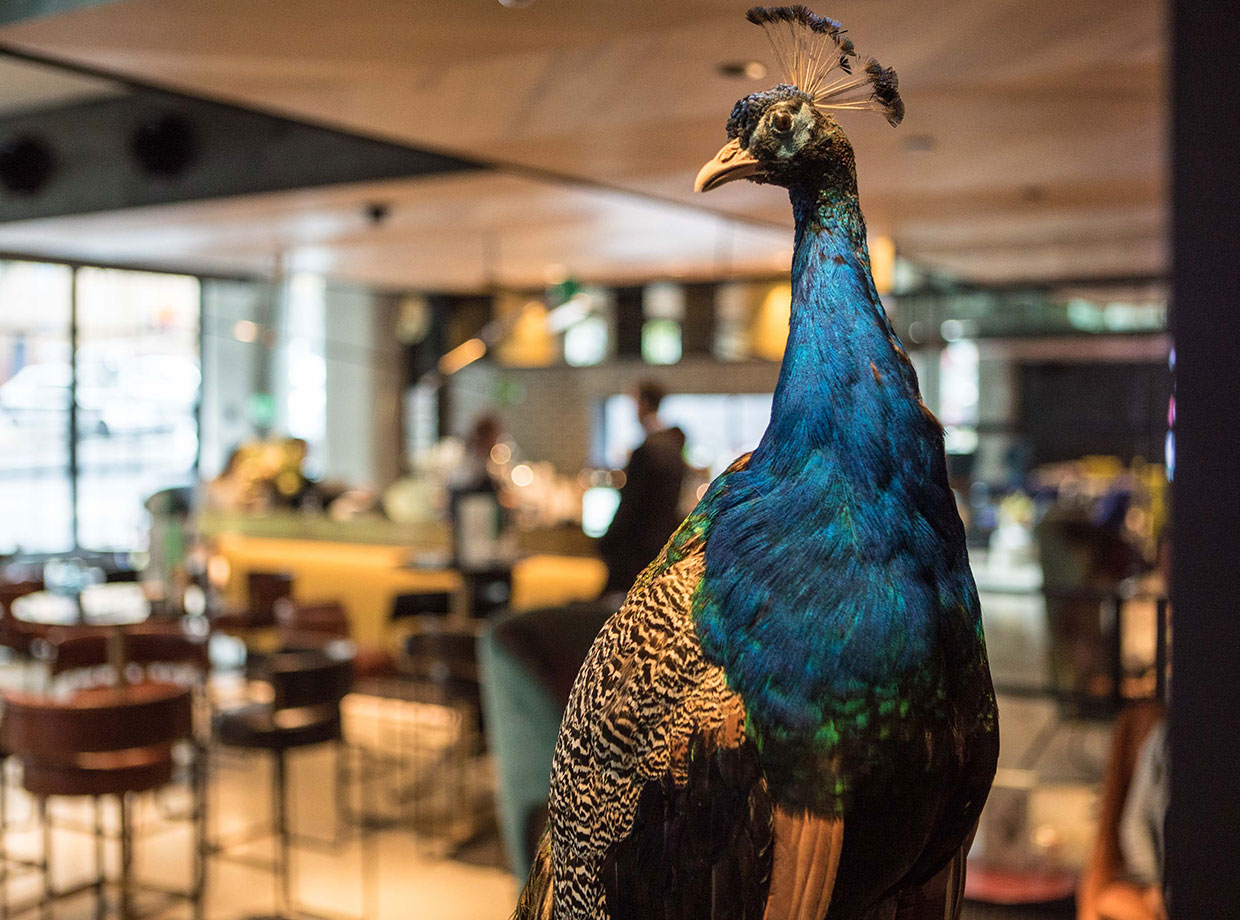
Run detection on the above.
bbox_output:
[0,682,205,920]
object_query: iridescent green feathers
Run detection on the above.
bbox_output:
[746,5,905,126]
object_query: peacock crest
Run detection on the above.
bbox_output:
[746,5,905,126]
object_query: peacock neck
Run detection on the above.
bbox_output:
[751,183,915,475]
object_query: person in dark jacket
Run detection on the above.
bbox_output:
[597,380,688,596]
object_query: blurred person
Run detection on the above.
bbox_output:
[597,380,687,596]
[449,414,503,494]
[205,446,248,512]
[1079,535,1170,920]
[1078,701,1167,920]
[272,436,316,509]
[448,414,512,580]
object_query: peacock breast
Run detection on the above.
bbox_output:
[692,458,980,815]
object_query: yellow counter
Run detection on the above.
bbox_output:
[213,533,607,646]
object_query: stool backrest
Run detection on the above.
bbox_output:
[1,682,193,760]
[47,623,209,679]
[247,571,294,626]
[252,641,354,711]
[405,627,481,686]
[274,598,351,641]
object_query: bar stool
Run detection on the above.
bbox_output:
[0,682,204,920]
[45,622,213,744]
[273,598,396,681]
[46,623,210,681]
[212,641,372,920]
[209,572,293,645]
[399,620,488,851]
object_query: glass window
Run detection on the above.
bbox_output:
[939,339,980,456]
[600,392,772,478]
[0,260,74,554]
[641,319,682,365]
[74,267,200,552]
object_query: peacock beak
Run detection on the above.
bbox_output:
[694,138,763,192]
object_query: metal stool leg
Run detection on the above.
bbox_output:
[38,799,51,920]
[1,757,9,920]
[118,794,132,920]
[333,742,349,847]
[273,751,291,918]
[192,744,207,920]
[93,798,106,920]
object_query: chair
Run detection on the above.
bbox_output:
[210,571,293,638]
[45,623,213,740]
[46,622,210,681]
[212,641,373,919]
[396,620,490,851]
[478,601,613,877]
[0,682,205,920]
[273,598,396,680]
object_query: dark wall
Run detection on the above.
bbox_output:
[1168,0,1240,913]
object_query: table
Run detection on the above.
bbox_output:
[12,582,150,628]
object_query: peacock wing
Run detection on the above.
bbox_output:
[762,809,844,920]
[600,727,776,920]
[549,454,819,919]
[883,838,971,920]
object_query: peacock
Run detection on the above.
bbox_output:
[517,7,998,919]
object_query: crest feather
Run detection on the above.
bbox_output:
[744,6,904,126]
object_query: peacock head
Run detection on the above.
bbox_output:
[695,6,902,194]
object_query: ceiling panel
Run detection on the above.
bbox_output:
[0,0,1167,288]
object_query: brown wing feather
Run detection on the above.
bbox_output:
[514,829,554,920]
[762,809,844,920]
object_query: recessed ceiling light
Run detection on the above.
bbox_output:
[900,134,936,153]
[717,60,767,80]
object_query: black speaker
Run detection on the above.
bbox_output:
[131,113,198,176]
[0,135,56,194]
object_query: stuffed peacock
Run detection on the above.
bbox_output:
[517,7,998,919]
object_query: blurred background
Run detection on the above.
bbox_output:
[0,2,1177,919]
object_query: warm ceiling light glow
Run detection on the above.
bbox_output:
[753,283,792,361]
[206,554,231,589]
[869,235,895,296]
[499,303,555,367]
[511,464,534,487]
[438,337,486,375]
[233,320,259,342]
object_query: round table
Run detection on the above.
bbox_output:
[12,582,150,628]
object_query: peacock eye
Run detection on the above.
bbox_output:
[770,110,794,133]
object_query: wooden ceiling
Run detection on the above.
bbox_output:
[0,0,1165,291]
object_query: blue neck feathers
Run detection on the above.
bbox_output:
[695,182,972,750]
[752,185,924,478]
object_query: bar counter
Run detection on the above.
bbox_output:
[212,531,607,645]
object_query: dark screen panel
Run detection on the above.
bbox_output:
[1018,361,1170,466]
